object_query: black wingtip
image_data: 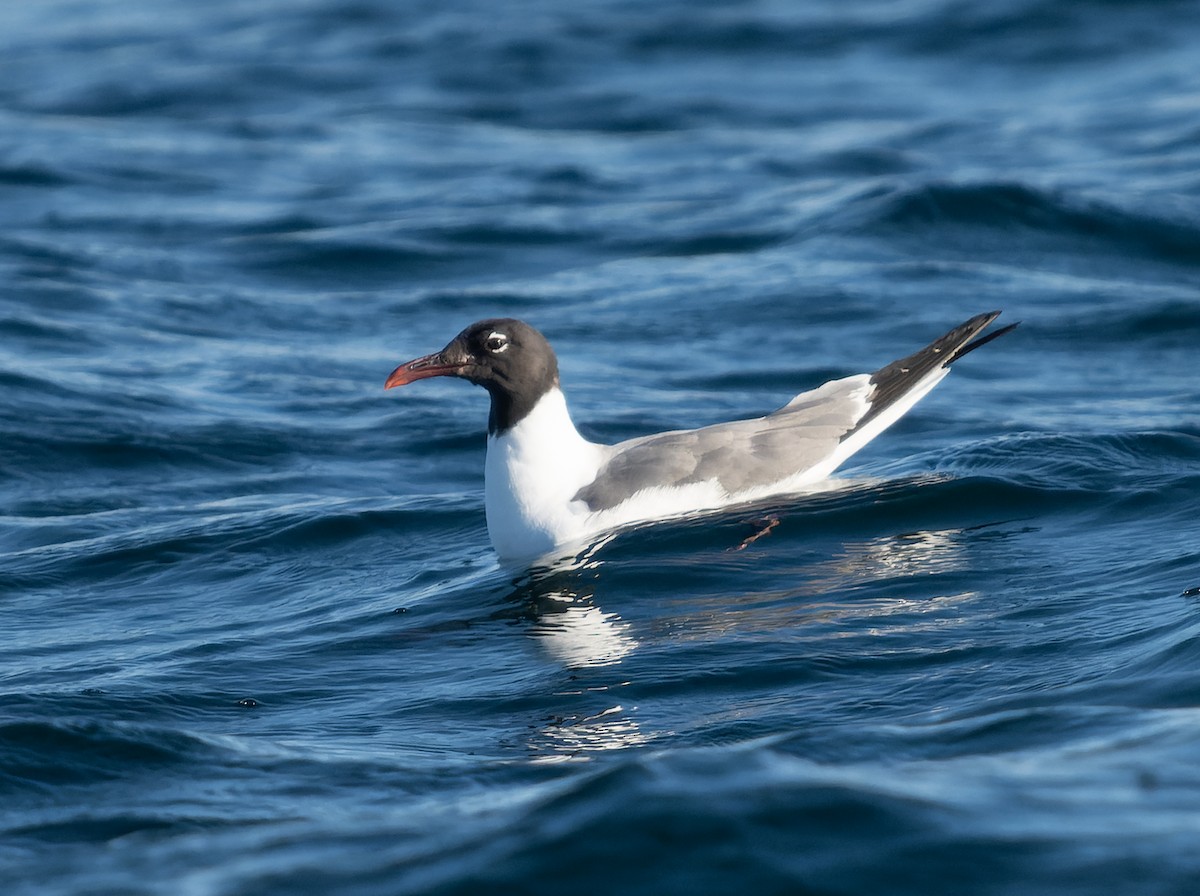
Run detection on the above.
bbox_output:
[950,318,1020,363]
[853,311,1017,434]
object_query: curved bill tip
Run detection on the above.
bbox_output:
[384,352,465,389]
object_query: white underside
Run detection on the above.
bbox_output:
[485,370,951,564]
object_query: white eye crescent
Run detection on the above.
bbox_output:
[485,332,508,353]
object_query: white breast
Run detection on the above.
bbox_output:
[484,388,607,561]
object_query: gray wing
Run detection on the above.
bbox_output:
[574,376,870,512]
[574,311,1018,514]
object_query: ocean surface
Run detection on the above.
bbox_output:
[3,1,1200,893]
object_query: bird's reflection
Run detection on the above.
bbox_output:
[504,538,639,670]
[531,703,650,761]
[499,541,648,759]
[816,528,967,588]
[494,513,996,760]
[528,600,638,668]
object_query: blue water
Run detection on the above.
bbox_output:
[3,1,1200,892]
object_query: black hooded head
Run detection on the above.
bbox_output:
[385,318,560,435]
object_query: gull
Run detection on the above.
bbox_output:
[385,312,1015,562]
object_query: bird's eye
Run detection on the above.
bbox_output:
[485,332,508,353]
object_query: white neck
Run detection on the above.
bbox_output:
[484,388,605,561]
